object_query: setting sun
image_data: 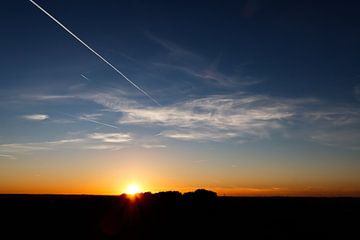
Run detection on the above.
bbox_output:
[125,184,141,195]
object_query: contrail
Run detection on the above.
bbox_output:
[29,0,161,106]
[60,112,119,129]
[78,117,119,129]
[81,74,91,81]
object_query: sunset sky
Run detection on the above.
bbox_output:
[1,0,360,196]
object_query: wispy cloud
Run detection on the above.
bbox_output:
[142,144,167,149]
[77,92,295,141]
[0,138,84,153]
[30,95,75,101]
[0,134,133,155]
[0,154,17,160]
[304,108,360,126]
[119,95,293,127]
[83,144,125,151]
[146,31,197,58]
[79,113,103,121]
[22,114,49,121]
[89,91,360,148]
[88,132,132,143]
[46,138,84,144]
[0,143,51,153]
[159,130,237,141]
[116,94,293,141]
[154,62,260,87]
[22,90,360,149]
[310,130,360,150]
[147,32,260,87]
[65,93,292,140]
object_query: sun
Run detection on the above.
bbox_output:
[125,183,141,195]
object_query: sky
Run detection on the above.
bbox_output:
[0,0,360,196]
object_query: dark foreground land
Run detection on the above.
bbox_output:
[0,190,359,239]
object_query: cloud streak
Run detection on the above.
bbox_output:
[0,138,84,153]
[56,112,118,129]
[78,114,118,129]
[22,114,49,121]
[83,144,125,151]
[0,154,17,160]
[81,74,91,81]
[142,144,167,149]
[88,132,132,143]
[46,138,84,144]
[159,130,237,141]
[0,144,50,153]
[0,133,133,155]
[29,0,160,106]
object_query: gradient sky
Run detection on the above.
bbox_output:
[1,0,360,196]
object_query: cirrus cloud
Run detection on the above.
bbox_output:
[26,90,360,149]
[115,94,295,141]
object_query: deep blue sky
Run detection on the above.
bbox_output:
[2,0,360,99]
[0,0,360,195]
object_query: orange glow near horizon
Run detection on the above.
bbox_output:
[1,150,360,197]
[1,182,360,197]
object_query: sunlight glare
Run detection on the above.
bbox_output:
[126,183,141,195]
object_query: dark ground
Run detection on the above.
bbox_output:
[0,190,359,239]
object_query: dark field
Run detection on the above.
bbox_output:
[0,191,359,239]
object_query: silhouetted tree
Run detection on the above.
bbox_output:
[184,189,217,202]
